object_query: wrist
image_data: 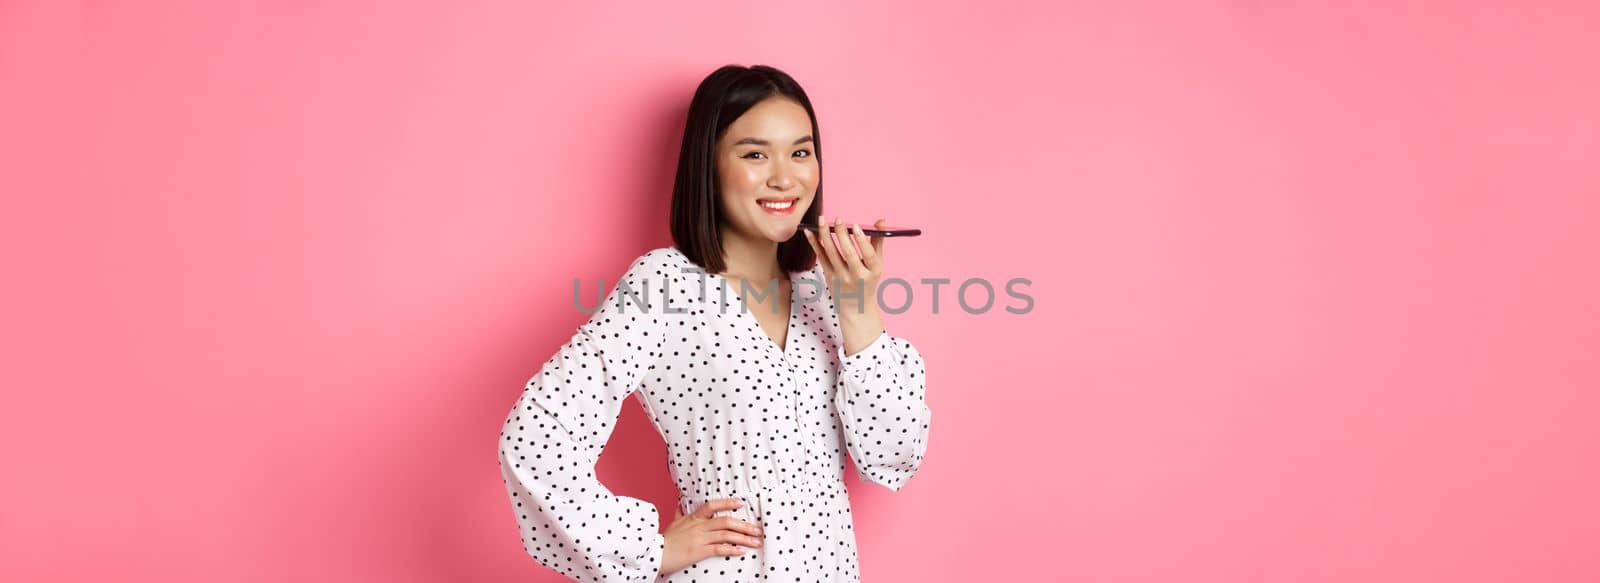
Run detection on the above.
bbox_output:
[839,312,886,357]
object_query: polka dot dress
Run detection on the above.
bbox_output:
[498,246,932,582]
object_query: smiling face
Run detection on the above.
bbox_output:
[715,97,819,246]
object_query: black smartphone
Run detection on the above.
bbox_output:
[798,222,921,237]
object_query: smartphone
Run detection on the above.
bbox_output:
[798,222,921,237]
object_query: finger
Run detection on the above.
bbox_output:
[831,216,860,267]
[693,498,744,519]
[807,228,836,274]
[817,216,844,273]
[802,228,828,272]
[873,218,888,255]
[715,516,765,537]
[712,529,765,548]
[840,223,871,278]
[837,220,863,266]
[851,223,879,272]
[711,543,746,556]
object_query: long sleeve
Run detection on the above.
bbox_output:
[832,330,932,491]
[497,252,682,582]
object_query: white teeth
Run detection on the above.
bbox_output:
[759,200,794,209]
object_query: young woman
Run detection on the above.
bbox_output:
[497,64,932,582]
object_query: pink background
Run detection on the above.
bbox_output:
[4,1,1597,581]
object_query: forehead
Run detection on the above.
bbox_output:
[722,98,812,142]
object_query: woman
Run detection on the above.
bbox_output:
[497,64,932,582]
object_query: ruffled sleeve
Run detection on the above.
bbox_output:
[832,329,933,491]
[497,251,683,581]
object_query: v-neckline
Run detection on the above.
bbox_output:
[664,246,801,356]
[717,270,798,355]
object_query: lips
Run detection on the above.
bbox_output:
[757,197,799,215]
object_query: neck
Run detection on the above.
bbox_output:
[718,225,783,284]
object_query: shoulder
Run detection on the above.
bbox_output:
[618,246,698,287]
[600,246,705,315]
[580,247,695,339]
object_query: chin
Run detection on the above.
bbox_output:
[761,224,798,243]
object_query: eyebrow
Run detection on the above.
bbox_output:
[731,135,814,147]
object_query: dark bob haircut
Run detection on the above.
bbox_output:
[670,64,822,276]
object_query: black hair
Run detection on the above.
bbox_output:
[670,64,822,275]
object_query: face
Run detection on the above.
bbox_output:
[715,97,819,245]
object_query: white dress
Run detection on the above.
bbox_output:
[497,246,932,582]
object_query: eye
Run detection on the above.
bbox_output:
[793,149,812,158]
[742,151,767,160]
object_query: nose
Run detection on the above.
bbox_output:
[767,163,796,191]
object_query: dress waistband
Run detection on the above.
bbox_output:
[677,478,848,522]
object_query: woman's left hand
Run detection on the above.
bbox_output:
[804,216,889,355]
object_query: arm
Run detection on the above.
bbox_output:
[832,329,933,491]
[803,219,933,491]
[497,253,679,581]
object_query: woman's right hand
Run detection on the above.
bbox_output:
[658,497,766,576]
